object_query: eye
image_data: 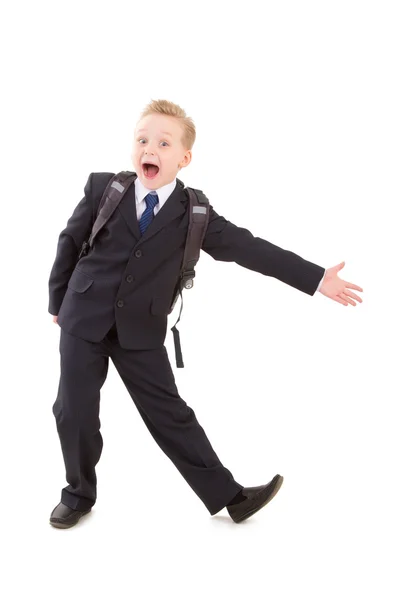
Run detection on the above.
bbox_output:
[138,138,168,146]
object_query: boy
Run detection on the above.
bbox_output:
[48,99,363,528]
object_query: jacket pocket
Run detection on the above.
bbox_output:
[67,268,94,293]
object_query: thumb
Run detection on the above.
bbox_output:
[336,261,345,271]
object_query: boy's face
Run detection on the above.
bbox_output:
[131,114,192,190]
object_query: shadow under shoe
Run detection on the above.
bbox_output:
[226,474,284,523]
[49,502,92,529]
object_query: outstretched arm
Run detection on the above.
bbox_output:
[201,202,325,296]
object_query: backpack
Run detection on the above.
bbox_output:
[77,170,210,368]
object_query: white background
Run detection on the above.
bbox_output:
[1,1,399,598]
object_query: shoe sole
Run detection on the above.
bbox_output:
[233,475,284,523]
[49,508,92,529]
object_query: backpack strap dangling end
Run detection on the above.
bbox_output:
[171,289,184,368]
[171,325,184,368]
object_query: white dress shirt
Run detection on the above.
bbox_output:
[134,177,325,292]
[135,176,177,220]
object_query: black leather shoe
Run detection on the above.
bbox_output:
[49,502,92,529]
[226,474,284,523]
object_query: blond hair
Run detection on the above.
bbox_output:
[137,99,196,151]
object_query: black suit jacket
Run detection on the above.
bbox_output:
[48,172,325,349]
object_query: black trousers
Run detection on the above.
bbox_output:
[52,322,243,515]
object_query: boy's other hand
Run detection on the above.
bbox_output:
[318,261,363,306]
[52,315,58,324]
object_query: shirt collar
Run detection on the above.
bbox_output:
[135,175,177,207]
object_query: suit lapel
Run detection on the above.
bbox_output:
[117,178,141,239]
[117,173,188,246]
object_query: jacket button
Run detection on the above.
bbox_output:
[126,275,134,283]
[134,249,142,258]
[117,300,124,308]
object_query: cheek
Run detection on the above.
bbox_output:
[164,156,177,170]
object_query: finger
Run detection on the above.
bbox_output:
[334,294,348,306]
[339,293,356,306]
[343,281,363,292]
[343,289,363,303]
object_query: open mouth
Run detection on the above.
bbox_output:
[142,163,160,179]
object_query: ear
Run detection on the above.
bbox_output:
[179,150,192,169]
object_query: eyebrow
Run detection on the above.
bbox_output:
[136,129,173,137]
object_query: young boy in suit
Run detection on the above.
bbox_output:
[48,99,363,528]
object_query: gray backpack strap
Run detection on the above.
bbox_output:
[170,184,210,368]
[78,171,137,259]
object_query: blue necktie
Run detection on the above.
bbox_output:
[139,191,159,235]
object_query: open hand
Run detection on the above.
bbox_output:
[318,261,363,306]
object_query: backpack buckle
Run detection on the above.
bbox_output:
[181,270,195,289]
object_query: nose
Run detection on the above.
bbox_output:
[144,142,156,155]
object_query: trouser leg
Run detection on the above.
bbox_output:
[110,342,243,515]
[52,328,109,511]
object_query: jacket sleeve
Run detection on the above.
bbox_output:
[48,172,95,315]
[201,202,325,296]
